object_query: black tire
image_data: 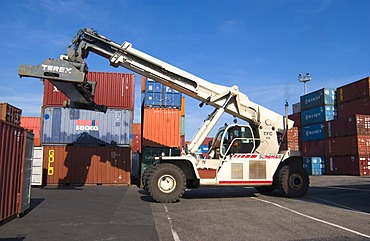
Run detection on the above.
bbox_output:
[254,185,275,193]
[142,164,157,191]
[278,164,309,198]
[147,163,186,203]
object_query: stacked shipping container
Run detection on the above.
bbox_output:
[299,88,336,175]
[325,77,370,176]
[290,77,370,176]
[41,72,135,185]
[326,77,370,176]
[140,77,184,182]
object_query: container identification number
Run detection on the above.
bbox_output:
[48,150,55,176]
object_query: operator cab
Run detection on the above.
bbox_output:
[209,124,259,158]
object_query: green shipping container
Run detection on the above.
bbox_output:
[140,147,180,187]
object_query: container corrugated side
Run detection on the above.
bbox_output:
[143,78,182,108]
[288,113,301,127]
[300,88,336,111]
[337,77,370,104]
[301,105,337,126]
[142,107,182,148]
[326,135,370,156]
[0,120,25,222]
[41,107,132,145]
[21,117,41,146]
[43,145,131,185]
[43,72,135,109]
[326,114,370,138]
[301,140,326,157]
[301,123,325,142]
[326,156,363,176]
[337,97,370,119]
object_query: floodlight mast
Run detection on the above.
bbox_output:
[298,73,311,95]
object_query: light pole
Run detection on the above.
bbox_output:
[298,73,311,94]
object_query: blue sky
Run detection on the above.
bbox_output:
[1,0,369,139]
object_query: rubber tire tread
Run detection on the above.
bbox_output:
[147,163,186,203]
[278,164,309,198]
[142,164,158,191]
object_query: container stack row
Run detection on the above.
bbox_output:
[326,77,370,176]
[26,72,136,186]
[0,103,33,222]
[139,77,185,182]
[285,77,370,176]
[300,88,337,175]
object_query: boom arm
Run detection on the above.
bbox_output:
[19,28,293,154]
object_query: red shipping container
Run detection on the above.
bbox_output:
[0,120,25,222]
[42,145,131,185]
[21,117,41,146]
[359,156,370,176]
[302,140,326,156]
[133,123,141,136]
[337,97,370,119]
[142,107,182,148]
[132,134,141,153]
[288,113,301,127]
[326,135,370,156]
[326,156,370,176]
[326,114,370,138]
[43,72,135,109]
[337,77,370,104]
[326,156,360,175]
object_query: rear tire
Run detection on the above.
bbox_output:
[278,164,309,198]
[254,185,275,193]
[148,163,186,203]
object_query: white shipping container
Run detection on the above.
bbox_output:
[31,147,43,186]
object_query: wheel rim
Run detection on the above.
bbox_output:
[158,174,177,193]
[289,173,303,190]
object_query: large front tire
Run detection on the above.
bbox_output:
[147,163,186,203]
[278,164,309,198]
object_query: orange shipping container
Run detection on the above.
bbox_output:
[21,117,41,146]
[142,107,182,148]
[133,123,141,136]
[42,146,131,185]
[0,103,22,126]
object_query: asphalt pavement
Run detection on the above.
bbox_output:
[0,175,370,241]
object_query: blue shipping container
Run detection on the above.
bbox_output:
[303,157,326,175]
[144,78,182,108]
[303,157,312,175]
[311,157,326,175]
[300,88,336,111]
[301,105,336,126]
[301,123,326,142]
[200,145,209,153]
